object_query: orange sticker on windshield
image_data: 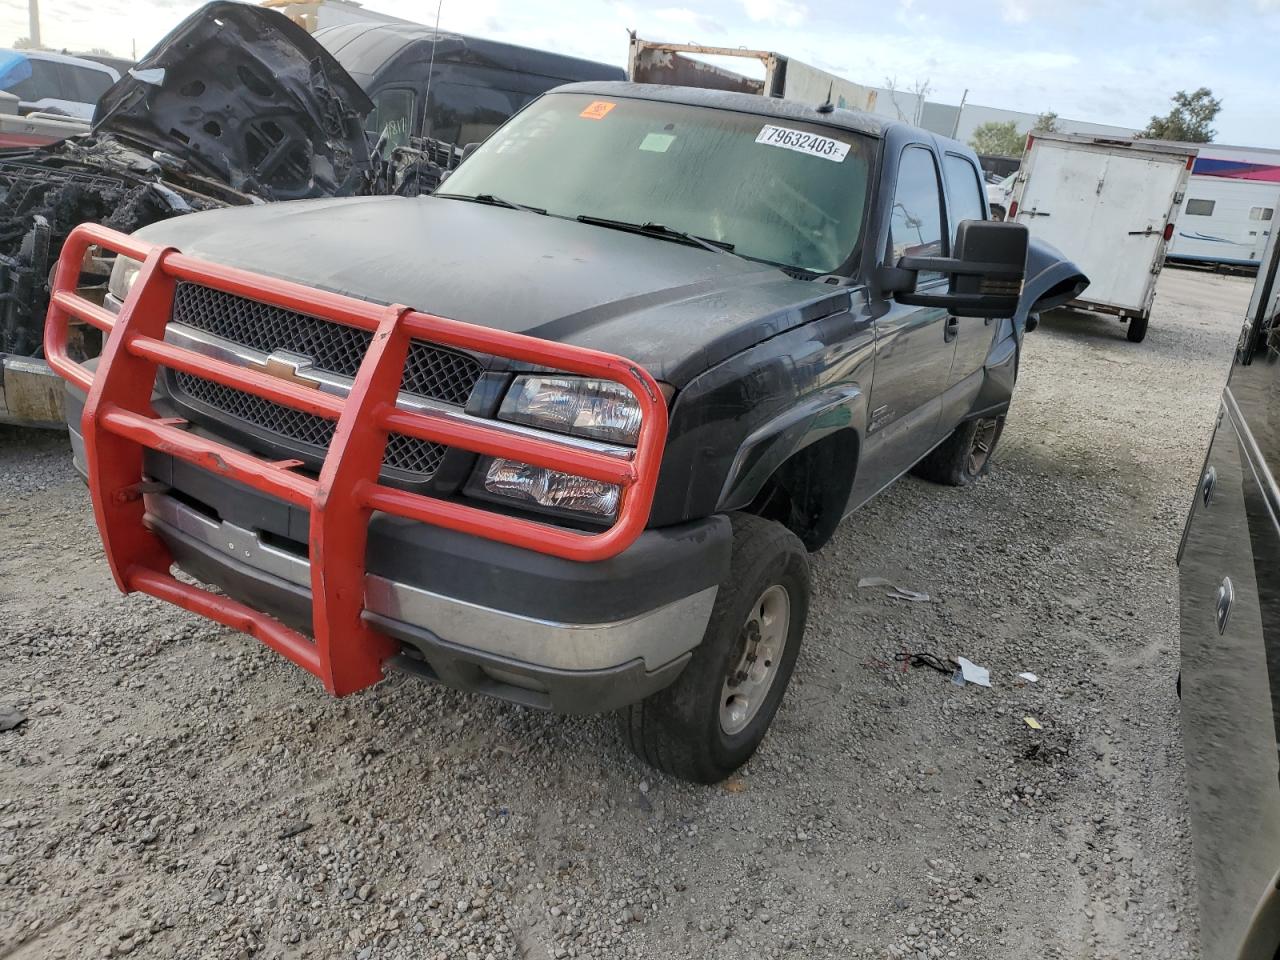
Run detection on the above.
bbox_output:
[579,100,616,120]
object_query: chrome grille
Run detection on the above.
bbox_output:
[171,282,483,404]
[167,282,483,480]
[173,372,447,477]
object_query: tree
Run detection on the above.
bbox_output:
[12,36,36,49]
[1138,88,1222,143]
[1033,111,1059,133]
[970,120,1026,157]
[882,75,933,127]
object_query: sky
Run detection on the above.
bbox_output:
[4,0,1279,147]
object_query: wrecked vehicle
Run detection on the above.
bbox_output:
[313,20,624,197]
[315,20,624,149]
[49,83,1086,782]
[0,1,372,427]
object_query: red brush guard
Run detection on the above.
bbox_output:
[44,223,669,696]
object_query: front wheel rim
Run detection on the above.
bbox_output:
[720,583,791,736]
[967,418,999,475]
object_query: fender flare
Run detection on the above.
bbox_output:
[716,384,866,513]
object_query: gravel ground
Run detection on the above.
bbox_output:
[0,267,1252,960]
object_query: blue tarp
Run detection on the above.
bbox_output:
[0,51,33,92]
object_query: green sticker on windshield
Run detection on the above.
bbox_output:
[639,132,676,153]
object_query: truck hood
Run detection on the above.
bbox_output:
[132,195,848,386]
[92,2,373,201]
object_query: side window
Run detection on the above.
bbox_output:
[1250,206,1274,222]
[890,145,946,281]
[365,88,416,150]
[1186,199,1216,216]
[942,154,986,242]
[12,59,65,101]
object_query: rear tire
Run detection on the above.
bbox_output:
[1126,312,1149,343]
[618,513,810,783]
[912,415,1006,487]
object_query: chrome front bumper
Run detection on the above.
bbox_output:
[143,493,716,712]
[145,491,716,673]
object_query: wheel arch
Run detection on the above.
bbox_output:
[716,386,865,551]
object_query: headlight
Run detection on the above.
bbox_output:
[499,376,642,445]
[480,457,619,519]
[107,255,143,302]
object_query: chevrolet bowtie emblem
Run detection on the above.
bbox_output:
[249,355,321,389]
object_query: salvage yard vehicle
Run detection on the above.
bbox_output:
[1178,217,1280,959]
[0,2,373,428]
[1008,131,1194,342]
[314,21,624,152]
[49,83,1085,782]
[0,48,120,121]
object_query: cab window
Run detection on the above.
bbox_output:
[890,145,947,281]
[943,153,986,241]
[366,88,415,149]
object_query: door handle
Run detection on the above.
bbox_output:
[1201,465,1216,507]
[1215,576,1234,635]
[944,316,959,343]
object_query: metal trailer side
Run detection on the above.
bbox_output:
[1008,131,1195,325]
[625,35,877,112]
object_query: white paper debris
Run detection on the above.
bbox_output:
[857,577,931,602]
[955,657,991,687]
[887,588,931,602]
[1018,672,1039,683]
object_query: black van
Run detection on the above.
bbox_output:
[1178,220,1280,957]
[313,22,624,151]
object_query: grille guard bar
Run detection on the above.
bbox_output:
[44,223,669,696]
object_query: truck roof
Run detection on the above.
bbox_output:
[313,22,624,87]
[554,80,964,147]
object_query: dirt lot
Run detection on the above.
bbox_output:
[0,267,1252,960]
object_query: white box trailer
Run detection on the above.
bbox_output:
[1007,131,1195,342]
[625,35,878,112]
[1168,145,1280,269]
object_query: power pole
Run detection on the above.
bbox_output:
[28,0,41,48]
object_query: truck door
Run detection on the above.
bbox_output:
[1179,237,1280,958]
[941,152,996,409]
[864,144,956,485]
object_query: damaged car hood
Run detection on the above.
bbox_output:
[131,195,841,386]
[92,1,373,201]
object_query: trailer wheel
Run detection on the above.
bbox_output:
[1126,312,1150,343]
[618,513,810,784]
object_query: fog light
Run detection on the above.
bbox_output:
[482,458,620,518]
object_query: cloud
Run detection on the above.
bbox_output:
[1001,0,1033,22]
[652,7,724,33]
[741,0,807,28]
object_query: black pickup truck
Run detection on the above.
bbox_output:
[60,82,1085,783]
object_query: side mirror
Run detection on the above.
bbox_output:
[879,220,1029,319]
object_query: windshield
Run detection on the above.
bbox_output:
[441,92,874,274]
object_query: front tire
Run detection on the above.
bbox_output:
[912,415,1006,487]
[618,513,810,783]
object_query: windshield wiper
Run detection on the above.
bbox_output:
[435,192,546,215]
[574,215,737,256]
